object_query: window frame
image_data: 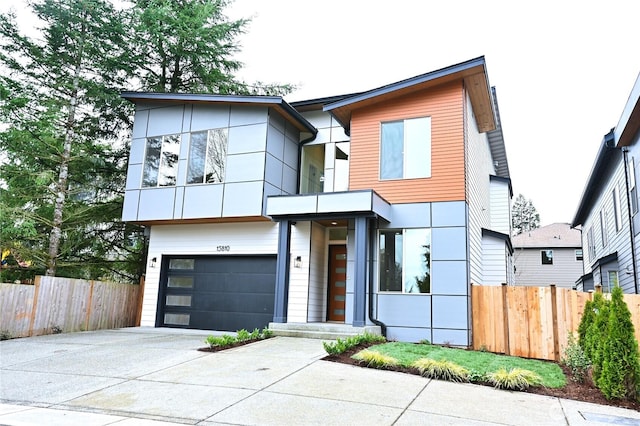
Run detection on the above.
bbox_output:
[600,209,608,247]
[142,133,181,188]
[541,249,553,265]
[378,228,431,294]
[575,249,583,262]
[613,186,622,232]
[186,128,229,185]
[379,116,432,181]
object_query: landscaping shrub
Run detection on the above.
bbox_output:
[352,349,399,369]
[561,332,591,383]
[597,285,640,401]
[322,332,385,355]
[412,358,469,382]
[486,368,542,390]
[585,294,610,382]
[205,327,272,349]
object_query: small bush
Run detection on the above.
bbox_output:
[352,349,399,369]
[561,332,591,383]
[260,327,273,339]
[412,358,469,382]
[597,285,640,401]
[468,369,486,383]
[235,329,251,342]
[323,332,386,355]
[0,329,12,341]
[486,368,542,390]
[205,334,236,348]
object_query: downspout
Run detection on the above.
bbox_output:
[622,147,639,293]
[368,218,387,336]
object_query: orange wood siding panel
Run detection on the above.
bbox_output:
[349,81,465,204]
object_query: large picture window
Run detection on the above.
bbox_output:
[379,228,431,293]
[187,129,228,184]
[142,134,180,187]
[380,117,431,180]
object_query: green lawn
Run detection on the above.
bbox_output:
[360,342,566,388]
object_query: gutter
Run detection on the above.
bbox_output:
[368,218,387,336]
[622,147,639,293]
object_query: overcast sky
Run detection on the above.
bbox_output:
[3,1,640,226]
[226,0,640,226]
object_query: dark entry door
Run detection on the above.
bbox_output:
[158,255,276,332]
[327,245,347,322]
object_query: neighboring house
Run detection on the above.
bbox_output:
[572,71,640,294]
[121,56,513,344]
[512,223,583,288]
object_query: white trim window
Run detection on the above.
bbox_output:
[613,186,622,232]
[575,249,583,261]
[629,157,638,215]
[541,249,553,265]
[380,117,431,180]
[142,134,180,187]
[186,129,228,184]
[379,228,431,293]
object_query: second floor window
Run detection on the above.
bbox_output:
[143,134,180,187]
[187,129,228,184]
[380,117,431,180]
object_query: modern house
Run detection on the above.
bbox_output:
[572,71,640,294]
[511,223,583,288]
[121,56,513,344]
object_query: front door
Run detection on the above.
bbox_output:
[327,245,347,322]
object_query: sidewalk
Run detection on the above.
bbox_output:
[1,327,639,425]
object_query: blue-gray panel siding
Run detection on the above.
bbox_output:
[190,104,230,131]
[282,165,298,195]
[283,137,298,169]
[125,164,142,190]
[222,182,264,217]
[432,328,470,346]
[174,186,185,218]
[229,105,267,127]
[385,327,432,343]
[138,188,176,220]
[431,260,468,295]
[264,153,284,189]
[131,110,149,139]
[182,185,224,219]
[431,295,468,329]
[432,201,466,227]
[266,125,285,159]
[432,227,467,261]
[225,152,266,183]
[377,294,431,327]
[228,123,268,155]
[122,190,140,221]
[129,138,146,165]
[382,203,431,228]
[147,106,184,137]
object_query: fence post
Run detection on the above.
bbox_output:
[85,280,95,331]
[501,283,510,356]
[136,275,145,326]
[550,284,560,361]
[27,275,41,337]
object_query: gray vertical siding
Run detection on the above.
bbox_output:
[123,104,301,222]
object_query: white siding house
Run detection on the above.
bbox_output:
[512,223,583,288]
[572,71,640,294]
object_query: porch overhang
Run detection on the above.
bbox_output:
[266,189,392,222]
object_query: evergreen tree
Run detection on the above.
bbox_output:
[0,0,139,280]
[597,285,640,400]
[511,194,541,236]
[130,0,294,95]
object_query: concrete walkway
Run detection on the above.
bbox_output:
[1,327,639,425]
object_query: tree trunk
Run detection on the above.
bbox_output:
[45,21,86,277]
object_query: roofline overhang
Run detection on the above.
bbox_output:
[322,56,496,134]
[487,87,510,178]
[615,72,640,147]
[482,228,513,254]
[120,91,318,135]
[489,174,513,198]
[571,129,619,226]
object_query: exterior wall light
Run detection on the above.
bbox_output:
[150,257,157,268]
[294,256,302,268]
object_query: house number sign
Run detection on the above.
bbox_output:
[216,245,231,252]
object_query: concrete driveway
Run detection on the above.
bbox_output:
[1,327,639,425]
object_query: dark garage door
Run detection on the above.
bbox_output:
[157,255,276,332]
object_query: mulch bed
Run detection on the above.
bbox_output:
[322,344,640,412]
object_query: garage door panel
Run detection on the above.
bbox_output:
[159,255,276,332]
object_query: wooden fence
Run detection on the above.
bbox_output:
[0,275,143,338]
[472,284,640,361]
